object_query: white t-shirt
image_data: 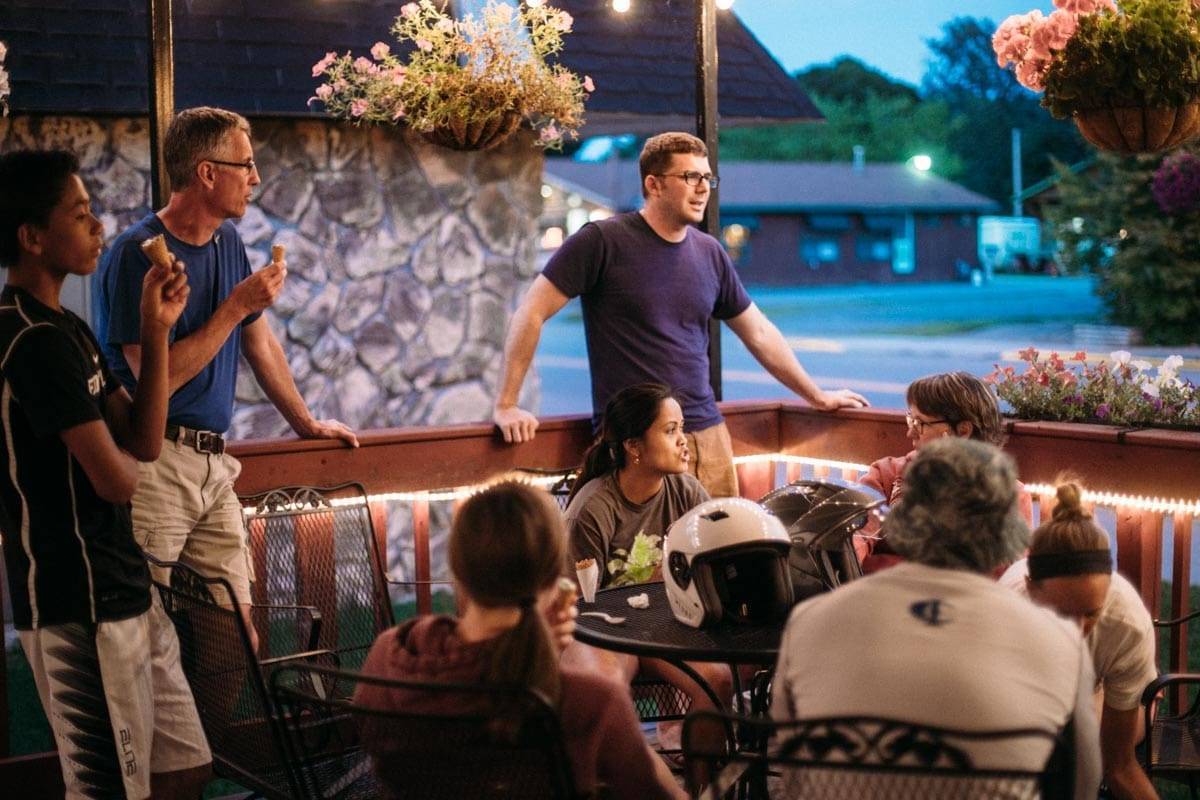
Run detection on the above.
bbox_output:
[771,562,1101,800]
[1000,559,1157,711]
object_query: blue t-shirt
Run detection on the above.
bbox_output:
[93,213,261,433]
[542,212,751,432]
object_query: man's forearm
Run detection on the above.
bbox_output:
[746,324,823,403]
[245,331,313,434]
[495,307,541,408]
[164,300,246,392]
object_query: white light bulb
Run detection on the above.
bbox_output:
[612,0,631,12]
[526,0,544,6]
[716,0,735,9]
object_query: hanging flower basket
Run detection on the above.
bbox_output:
[995,0,1200,155]
[309,1,591,152]
[1073,103,1200,154]
[421,111,523,152]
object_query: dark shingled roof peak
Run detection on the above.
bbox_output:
[4,0,821,131]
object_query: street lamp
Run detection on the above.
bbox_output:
[909,154,933,172]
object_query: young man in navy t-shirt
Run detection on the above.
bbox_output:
[493,132,868,496]
[0,150,210,798]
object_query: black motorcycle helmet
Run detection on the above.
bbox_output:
[759,479,887,602]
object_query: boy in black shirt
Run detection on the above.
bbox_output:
[0,150,210,798]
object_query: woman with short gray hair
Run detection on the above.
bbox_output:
[771,438,1102,799]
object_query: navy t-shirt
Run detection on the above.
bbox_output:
[0,287,151,628]
[94,213,261,433]
[542,212,751,431]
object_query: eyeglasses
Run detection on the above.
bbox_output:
[205,158,257,173]
[905,413,949,435]
[659,171,719,188]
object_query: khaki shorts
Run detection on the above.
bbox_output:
[131,439,252,606]
[20,603,211,799]
[685,421,739,498]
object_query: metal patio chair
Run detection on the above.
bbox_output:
[270,663,579,800]
[1140,606,1200,798]
[151,558,336,799]
[682,711,1072,800]
[241,482,394,672]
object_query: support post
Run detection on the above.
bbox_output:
[695,0,722,401]
[147,0,175,208]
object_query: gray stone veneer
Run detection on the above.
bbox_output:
[0,114,544,438]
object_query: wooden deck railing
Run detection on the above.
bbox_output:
[3,402,1199,794]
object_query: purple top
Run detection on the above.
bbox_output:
[542,212,751,431]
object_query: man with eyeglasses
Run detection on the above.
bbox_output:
[93,107,357,696]
[494,131,867,496]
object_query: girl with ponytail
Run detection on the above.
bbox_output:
[358,481,684,799]
[999,481,1157,799]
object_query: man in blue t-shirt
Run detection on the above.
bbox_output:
[493,132,868,496]
[94,107,358,650]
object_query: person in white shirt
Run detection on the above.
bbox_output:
[771,438,1102,799]
[1000,482,1157,800]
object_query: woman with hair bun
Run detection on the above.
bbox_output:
[1000,482,1157,800]
[357,481,684,799]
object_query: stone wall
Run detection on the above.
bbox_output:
[0,114,544,437]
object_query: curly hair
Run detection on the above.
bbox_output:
[884,437,1029,573]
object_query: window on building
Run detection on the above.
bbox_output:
[856,237,892,262]
[862,214,902,233]
[807,214,853,231]
[800,237,840,268]
[722,223,752,265]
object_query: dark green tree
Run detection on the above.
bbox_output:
[720,92,965,179]
[921,17,1090,203]
[797,56,918,105]
[1046,149,1200,345]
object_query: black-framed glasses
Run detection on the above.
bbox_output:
[905,413,949,434]
[205,158,257,173]
[659,171,719,188]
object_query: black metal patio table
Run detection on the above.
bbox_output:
[573,583,783,713]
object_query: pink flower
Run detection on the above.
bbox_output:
[353,56,374,74]
[350,99,369,118]
[435,18,454,32]
[583,75,595,93]
[389,65,408,86]
[1029,10,1077,61]
[332,79,349,92]
[1015,58,1048,91]
[416,38,433,52]
[1053,0,1115,12]
[401,3,419,18]
[538,124,561,144]
[371,42,390,60]
[392,103,407,121]
[552,10,573,32]
[312,51,337,77]
[307,83,334,107]
[1072,351,1088,361]
[1018,346,1040,362]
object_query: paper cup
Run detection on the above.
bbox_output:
[576,562,599,603]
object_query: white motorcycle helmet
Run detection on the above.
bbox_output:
[664,497,794,628]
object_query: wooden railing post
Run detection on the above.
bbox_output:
[412,498,431,616]
[1170,513,1194,709]
[735,459,774,501]
[1116,507,1164,618]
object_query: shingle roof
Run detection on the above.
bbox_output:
[545,159,1002,213]
[2,0,821,130]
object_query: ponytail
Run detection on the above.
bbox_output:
[566,438,617,506]
[1028,478,1108,557]
[484,602,561,705]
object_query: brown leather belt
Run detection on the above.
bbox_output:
[166,423,226,455]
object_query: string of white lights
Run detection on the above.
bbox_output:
[239,454,1200,518]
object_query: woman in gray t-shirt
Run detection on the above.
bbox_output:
[561,383,726,757]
